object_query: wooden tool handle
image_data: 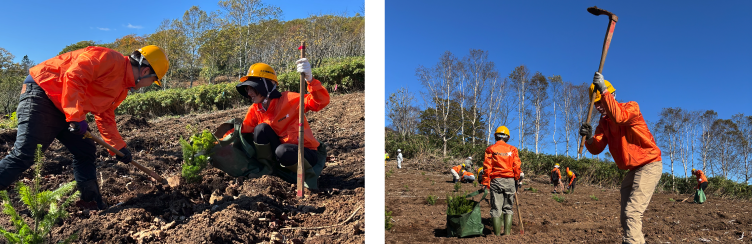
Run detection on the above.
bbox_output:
[85,132,165,183]
[297,41,306,198]
[515,191,524,234]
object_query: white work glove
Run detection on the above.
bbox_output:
[296,58,313,82]
[593,72,607,93]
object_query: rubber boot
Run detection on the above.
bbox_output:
[283,158,319,190]
[78,179,108,210]
[254,143,275,162]
[503,213,513,235]
[492,216,502,236]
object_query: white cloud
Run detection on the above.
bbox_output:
[96,27,111,31]
[126,23,143,29]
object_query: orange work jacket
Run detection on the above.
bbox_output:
[462,171,474,178]
[585,91,662,170]
[29,46,134,151]
[452,165,465,174]
[694,170,708,188]
[482,140,521,188]
[241,79,330,150]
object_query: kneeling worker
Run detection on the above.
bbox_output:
[482,126,522,236]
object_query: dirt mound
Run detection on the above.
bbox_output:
[385,165,752,243]
[0,92,365,243]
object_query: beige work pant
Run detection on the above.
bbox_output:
[450,169,460,181]
[489,177,515,218]
[620,161,662,244]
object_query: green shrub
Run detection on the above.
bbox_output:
[446,193,474,215]
[473,181,478,187]
[552,195,566,203]
[454,182,461,192]
[0,144,79,244]
[590,194,599,201]
[180,126,216,183]
[0,112,18,129]
[426,195,437,205]
[385,208,394,230]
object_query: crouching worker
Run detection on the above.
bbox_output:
[450,163,468,183]
[235,59,329,189]
[0,45,170,210]
[482,126,521,236]
[460,171,475,183]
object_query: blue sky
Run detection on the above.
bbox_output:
[385,1,752,165]
[0,0,363,63]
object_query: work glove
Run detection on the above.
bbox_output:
[68,121,89,135]
[579,123,593,140]
[116,147,133,164]
[296,58,313,82]
[592,72,607,94]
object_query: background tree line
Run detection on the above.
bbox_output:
[387,49,752,187]
[0,0,364,115]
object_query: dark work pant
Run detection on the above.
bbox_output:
[569,177,578,192]
[253,123,318,167]
[699,182,708,191]
[0,82,97,187]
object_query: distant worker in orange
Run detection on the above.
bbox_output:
[550,164,564,194]
[460,170,475,183]
[691,169,708,192]
[0,45,170,210]
[579,72,662,244]
[566,167,578,193]
[450,163,468,183]
[482,126,522,236]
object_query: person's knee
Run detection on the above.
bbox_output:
[275,145,296,166]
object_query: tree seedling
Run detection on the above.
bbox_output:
[590,194,599,201]
[385,208,394,230]
[552,195,566,203]
[426,195,437,205]
[454,182,461,192]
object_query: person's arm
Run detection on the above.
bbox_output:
[240,106,260,134]
[303,79,330,112]
[601,92,641,125]
[482,148,493,188]
[585,122,608,155]
[569,175,574,187]
[513,148,521,181]
[95,92,128,154]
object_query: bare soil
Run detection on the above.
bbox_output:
[385,163,752,243]
[0,92,364,243]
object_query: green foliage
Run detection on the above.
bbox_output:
[669,198,675,202]
[421,172,425,175]
[385,169,393,179]
[426,195,437,205]
[446,192,474,215]
[525,187,539,193]
[278,56,365,93]
[0,144,79,244]
[385,208,394,230]
[454,182,461,192]
[473,181,478,187]
[0,112,18,129]
[552,195,566,203]
[59,40,110,55]
[180,126,216,183]
[590,194,599,201]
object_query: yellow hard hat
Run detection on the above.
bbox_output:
[477,167,483,175]
[494,126,510,135]
[462,163,466,168]
[240,63,278,83]
[554,163,560,168]
[138,45,170,87]
[589,80,616,103]
[567,168,573,177]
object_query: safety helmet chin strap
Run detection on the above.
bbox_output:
[134,54,156,87]
[258,77,277,112]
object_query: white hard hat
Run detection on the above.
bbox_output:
[397,149,401,152]
[468,156,472,160]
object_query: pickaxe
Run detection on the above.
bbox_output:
[578,6,619,156]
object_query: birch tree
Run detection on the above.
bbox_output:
[731,113,752,183]
[417,51,461,156]
[527,71,550,154]
[698,110,718,172]
[509,65,530,151]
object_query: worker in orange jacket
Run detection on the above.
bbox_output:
[579,72,662,244]
[460,171,475,183]
[236,59,329,186]
[691,169,708,192]
[0,45,169,210]
[551,163,564,194]
[566,167,578,193]
[482,126,521,236]
[450,163,468,183]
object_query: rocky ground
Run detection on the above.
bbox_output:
[0,92,365,243]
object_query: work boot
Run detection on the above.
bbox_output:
[492,216,502,236]
[77,179,108,210]
[504,213,513,235]
[254,143,275,162]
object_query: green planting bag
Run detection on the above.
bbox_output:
[695,189,706,204]
[446,190,487,238]
[209,118,326,189]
